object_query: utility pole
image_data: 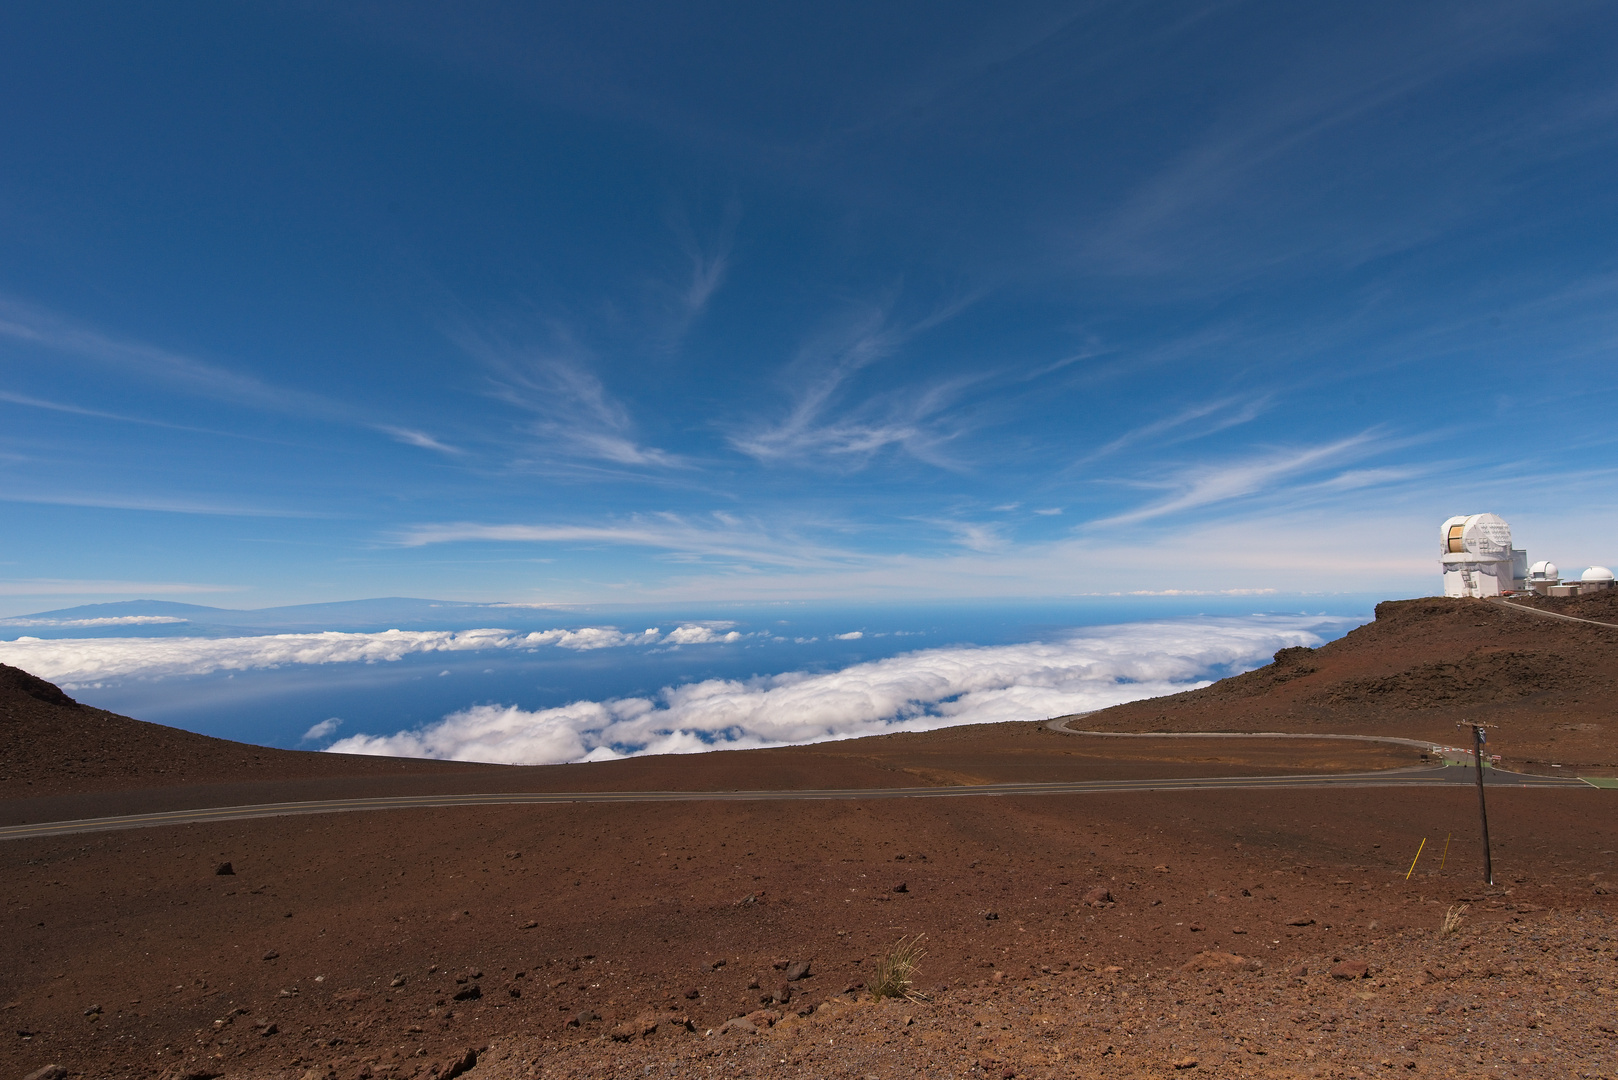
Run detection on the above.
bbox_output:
[1460,721,1496,885]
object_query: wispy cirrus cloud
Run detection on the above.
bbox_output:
[374,425,465,456]
[452,325,686,470]
[0,297,451,458]
[1085,2,1546,280]
[395,513,860,570]
[728,298,979,469]
[1071,395,1270,468]
[667,198,740,321]
[1089,432,1392,528]
[0,295,342,420]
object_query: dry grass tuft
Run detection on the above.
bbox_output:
[869,935,927,1002]
[1440,904,1469,935]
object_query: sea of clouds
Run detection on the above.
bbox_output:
[0,623,741,685]
[325,617,1340,764]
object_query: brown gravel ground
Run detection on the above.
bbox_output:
[3,596,1617,1080]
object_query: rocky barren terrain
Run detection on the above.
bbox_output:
[2,597,1616,1080]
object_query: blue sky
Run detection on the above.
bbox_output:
[3,1,1617,613]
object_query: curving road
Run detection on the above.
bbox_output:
[0,763,1591,842]
[1488,595,1618,630]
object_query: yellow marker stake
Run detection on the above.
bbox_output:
[1406,837,1427,881]
[1439,833,1451,871]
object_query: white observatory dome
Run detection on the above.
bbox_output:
[1581,566,1614,582]
[1440,513,1512,558]
[1529,560,1558,581]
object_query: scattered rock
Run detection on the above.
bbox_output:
[520,920,538,929]
[717,1017,757,1036]
[984,911,999,920]
[1285,916,1316,926]
[745,1008,782,1028]
[1171,1055,1199,1070]
[1289,964,1308,977]
[214,862,234,876]
[452,983,482,1001]
[83,1003,101,1016]
[610,1012,660,1041]
[1083,886,1113,906]
[1180,951,1258,974]
[439,1047,479,1080]
[255,1021,278,1036]
[1329,959,1370,980]
[708,958,727,971]
[262,950,279,961]
[684,987,700,999]
[784,960,812,981]
[390,976,406,988]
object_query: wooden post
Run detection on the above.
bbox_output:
[1470,724,1494,885]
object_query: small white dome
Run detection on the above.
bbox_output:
[1529,560,1558,580]
[1581,566,1614,582]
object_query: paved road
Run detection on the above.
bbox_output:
[1488,596,1618,630]
[1046,719,1437,751]
[0,764,1590,841]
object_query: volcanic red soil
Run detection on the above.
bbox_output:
[3,597,1616,1080]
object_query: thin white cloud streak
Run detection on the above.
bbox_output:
[668,199,740,318]
[0,624,738,685]
[0,615,187,627]
[394,514,863,570]
[1085,2,1543,278]
[0,389,245,439]
[375,425,465,456]
[1089,433,1382,527]
[326,616,1340,764]
[454,327,685,469]
[0,490,320,518]
[1071,396,1269,468]
[0,296,342,420]
[729,299,979,469]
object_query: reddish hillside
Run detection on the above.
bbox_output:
[1074,597,1618,772]
[0,663,491,797]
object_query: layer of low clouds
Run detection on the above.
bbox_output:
[0,615,188,627]
[324,616,1340,764]
[0,624,736,685]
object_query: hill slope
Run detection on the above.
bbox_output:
[1073,597,1618,771]
[0,663,489,797]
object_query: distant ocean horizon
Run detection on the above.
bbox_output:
[0,594,1399,764]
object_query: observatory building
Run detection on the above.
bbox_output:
[1440,514,1526,598]
[1439,514,1613,597]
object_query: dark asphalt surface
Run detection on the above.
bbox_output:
[0,764,1592,841]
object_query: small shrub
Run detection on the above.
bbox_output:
[1440,904,1468,935]
[869,935,927,1002]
